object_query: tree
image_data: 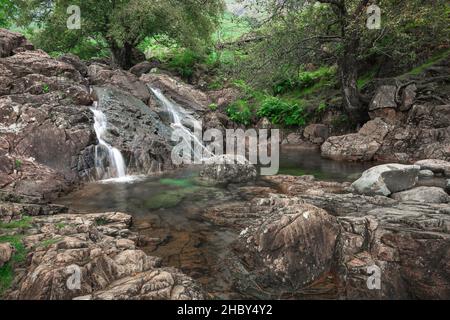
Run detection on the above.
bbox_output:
[0,0,17,28]
[16,0,225,69]
[239,0,449,124]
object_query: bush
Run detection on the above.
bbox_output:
[227,99,253,125]
[273,66,336,95]
[258,97,307,126]
[168,49,203,79]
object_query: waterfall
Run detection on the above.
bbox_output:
[91,101,127,180]
[150,87,213,161]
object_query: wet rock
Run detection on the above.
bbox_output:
[391,186,449,203]
[351,164,420,196]
[0,243,14,268]
[199,155,257,185]
[5,212,203,300]
[141,73,211,112]
[321,118,390,161]
[92,86,174,175]
[415,159,450,177]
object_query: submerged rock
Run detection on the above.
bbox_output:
[391,186,449,203]
[199,155,257,185]
[351,164,420,196]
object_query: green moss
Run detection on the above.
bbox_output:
[144,187,199,210]
[0,263,13,296]
[159,178,194,188]
[408,49,450,76]
[55,223,67,229]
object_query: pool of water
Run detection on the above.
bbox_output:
[56,149,377,299]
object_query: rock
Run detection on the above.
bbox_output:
[391,186,449,203]
[446,179,450,193]
[351,164,420,196]
[58,54,89,77]
[419,169,434,178]
[321,118,390,161]
[129,61,159,77]
[199,155,257,185]
[0,242,14,268]
[415,159,450,177]
[0,29,34,58]
[282,132,304,145]
[88,63,151,103]
[303,124,329,144]
[5,212,203,300]
[141,73,211,112]
[92,86,174,176]
[231,195,339,296]
[369,85,398,111]
[400,84,417,111]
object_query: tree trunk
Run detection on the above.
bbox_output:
[339,40,368,125]
[110,42,134,70]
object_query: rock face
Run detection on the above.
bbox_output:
[0,34,96,200]
[141,73,211,112]
[351,164,420,196]
[4,212,203,300]
[321,118,390,161]
[0,242,14,268]
[391,186,449,203]
[322,56,450,163]
[233,195,339,296]
[199,155,257,185]
[92,87,174,174]
[204,175,450,299]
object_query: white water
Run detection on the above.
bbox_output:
[91,101,128,181]
[150,87,213,161]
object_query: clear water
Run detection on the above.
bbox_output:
[57,148,376,298]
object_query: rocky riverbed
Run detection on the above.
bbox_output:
[1,29,449,300]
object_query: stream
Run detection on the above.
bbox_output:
[56,148,374,299]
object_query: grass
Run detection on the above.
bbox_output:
[37,238,62,249]
[407,49,450,76]
[0,217,32,230]
[0,235,27,296]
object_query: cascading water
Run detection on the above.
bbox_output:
[150,87,213,161]
[91,101,127,180]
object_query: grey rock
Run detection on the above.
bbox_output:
[391,186,450,203]
[351,164,420,196]
[199,155,257,185]
[419,169,434,178]
[415,159,450,177]
[0,242,14,268]
[369,85,397,111]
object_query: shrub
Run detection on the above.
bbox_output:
[258,97,307,126]
[208,103,218,111]
[227,99,253,125]
[168,49,203,79]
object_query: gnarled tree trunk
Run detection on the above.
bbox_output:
[110,42,134,70]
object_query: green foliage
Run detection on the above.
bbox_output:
[38,237,62,248]
[258,97,307,127]
[168,49,203,79]
[16,0,225,66]
[273,66,337,95]
[408,49,450,76]
[0,235,27,296]
[0,217,32,230]
[14,159,22,170]
[0,0,16,28]
[42,84,49,94]
[208,103,218,111]
[227,99,253,125]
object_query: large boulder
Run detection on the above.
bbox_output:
[321,118,390,161]
[351,164,420,196]
[303,124,329,144]
[199,155,257,185]
[391,186,449,204]
[230,195,340,297]
[414,159,450,177]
